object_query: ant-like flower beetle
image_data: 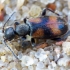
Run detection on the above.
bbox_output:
[2,8,69,60]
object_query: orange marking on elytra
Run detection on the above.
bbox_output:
[46,16,61,35]
[29,18,41,23]
[49,16,57,22]
[51,28,61,35]
[33,28,44,38]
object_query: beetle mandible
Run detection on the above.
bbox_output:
[2,8,68,59]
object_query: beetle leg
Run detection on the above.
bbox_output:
[31,38,36,47]
[23,17,27,23]
[55,41,64,46]
[31,38,45,47]
[35,42,48,49]
[52,38,64,46]
[52,38,62,41]
[21,40,31,49]
[4,39,19,60]
[34,39,40,44]
[31,38,46,48]
[63,16,67,23]
[30,38,48,48]
[41,8,60,16]
[20,36,31,49]
[41,8,46,16]
[37,39,47,48]
[47,8,60,16]
[23,17,29,23]
[47,8,67,22]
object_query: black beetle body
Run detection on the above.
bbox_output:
[4,16,68,41]
[3,8,69,59]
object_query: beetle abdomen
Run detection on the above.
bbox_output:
[29,16,68,39]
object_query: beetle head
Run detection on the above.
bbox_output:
[4,27,16,41]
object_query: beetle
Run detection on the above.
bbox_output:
[2,8,68,59]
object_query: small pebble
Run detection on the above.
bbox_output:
[37,62,45,68]
[35,49,47,61]
[54,46,61,54]
[1,56,6,62]
[17,0,25,9]
[68,0,70,9]
[28,66,34,70]
[40,0,55,5]
[29,5,42,17]
[20,55,34,67]
[57,56,70,67]
[62,42,70,55]
[47,3,56,11]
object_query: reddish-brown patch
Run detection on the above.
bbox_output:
[29,18,41,23]
[33,28,44,38]
[36,42,48,49]
[0,13,4,21]
[0,3,5,21]
[47,3,56,11]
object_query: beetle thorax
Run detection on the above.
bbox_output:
[15,24,30,36]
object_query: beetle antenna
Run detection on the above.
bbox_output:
[2,12,16,33]
[4,38,19,60]
[47,8,67,22]
[47,8,60,16]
